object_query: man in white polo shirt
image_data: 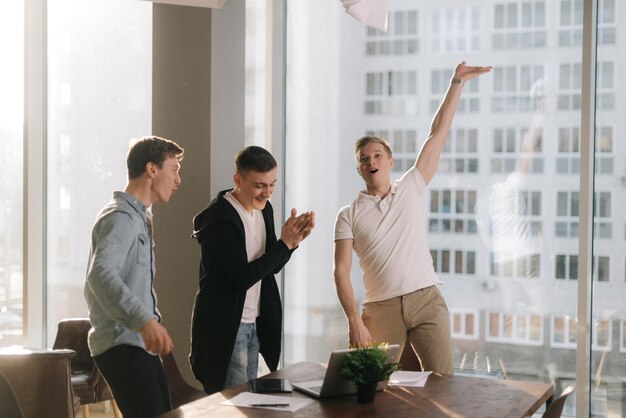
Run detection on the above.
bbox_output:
[333,61,491,373]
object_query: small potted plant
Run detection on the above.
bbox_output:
[340,343,399,403]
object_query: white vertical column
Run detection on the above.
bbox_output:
[24,0,46,348]
[577,0,597,416]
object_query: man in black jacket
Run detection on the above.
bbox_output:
[190,146,314,394]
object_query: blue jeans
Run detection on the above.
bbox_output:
[224,322,260,389]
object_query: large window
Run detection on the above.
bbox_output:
[0,3,24,346]
[45,0,152,344]
[8,0,626,416]
[592,1,624,415]
[283,1,626,416]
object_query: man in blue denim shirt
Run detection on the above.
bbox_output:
[84,136,184,418]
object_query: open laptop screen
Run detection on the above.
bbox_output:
[292,344,400,398]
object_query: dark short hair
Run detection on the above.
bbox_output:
[234,146,277,175]
[354,136,393,163]
[127,136,184,179]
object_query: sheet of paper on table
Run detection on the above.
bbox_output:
[388,371,432,388]
[221,391,314,412]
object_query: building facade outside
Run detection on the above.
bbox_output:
[283,1,624,417]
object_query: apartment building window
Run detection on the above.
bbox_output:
[430,6,481,53]
[431,249,451,274]
[486,185,543,268]
[366,73,384,96]
[492,65,545,112]
[594,256,610,283]
[556,254,578,280]
[559,0,616,46]
[552,315,577,348]
[431,249,476,275]
[596,61,615,110]
[364,70,417,115]
[490,252,540,278]
[555,191,579,237]
[431,69,480,114]
[594,192,612,239]
[455,250,476,275]
[486,312,543,346]
[552,316,611,350]
[621,320,626,353]
[491,127,516,173]
[558,62,582,110]
[595,126,614,174]
[493,1,546,49]
[598,0,617,44]
[439,128,479,174]
[592,320,610,351]
[491,127,543,174]
[556,191,613,239]
[366,10,418,56]
[558,0,583,46]
[504,190,543,236]
[429,189,477,234]
[558,61,614,112]
[450,309,479,340]
[557,126,613,174]
[556,255,609,282]
[556,127,580,174]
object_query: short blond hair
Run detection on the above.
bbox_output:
[354,136,392,163]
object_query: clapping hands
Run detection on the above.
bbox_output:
[280,208,315,249]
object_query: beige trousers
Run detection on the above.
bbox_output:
[362,285,454,374]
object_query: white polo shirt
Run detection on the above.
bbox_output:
[225,192,266,323]
[334,167,439,303]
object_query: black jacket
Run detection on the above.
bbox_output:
[189,190,293,394]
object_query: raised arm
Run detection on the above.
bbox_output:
[415,61,492,184]
[333,238,372,348]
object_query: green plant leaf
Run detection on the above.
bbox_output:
[339,345,399,385]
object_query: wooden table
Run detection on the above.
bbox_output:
[158,362,553,418]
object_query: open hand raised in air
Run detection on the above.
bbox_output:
[453,61,492,82]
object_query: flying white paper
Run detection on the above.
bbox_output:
[340,0,390,32]
[142,0,226,9]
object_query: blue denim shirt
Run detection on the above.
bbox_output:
[84,191,160,356]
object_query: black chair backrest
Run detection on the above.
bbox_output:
[52,318,93,372]
[543,386,575,418]
[161,353,206,409]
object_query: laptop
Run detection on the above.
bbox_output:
[292,344,400,398]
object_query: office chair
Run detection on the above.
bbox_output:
[542,386,575,418]
[52,318,121,418]
[0,370,25,418]
[160,352,207,409]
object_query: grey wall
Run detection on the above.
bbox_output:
[151,0,246,390]
[209,0,245,194]
[152,3,212,389]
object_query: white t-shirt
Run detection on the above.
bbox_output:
[334,167,439,303]
[225,193,266,323]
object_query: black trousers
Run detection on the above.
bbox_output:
[94,344,172,418]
